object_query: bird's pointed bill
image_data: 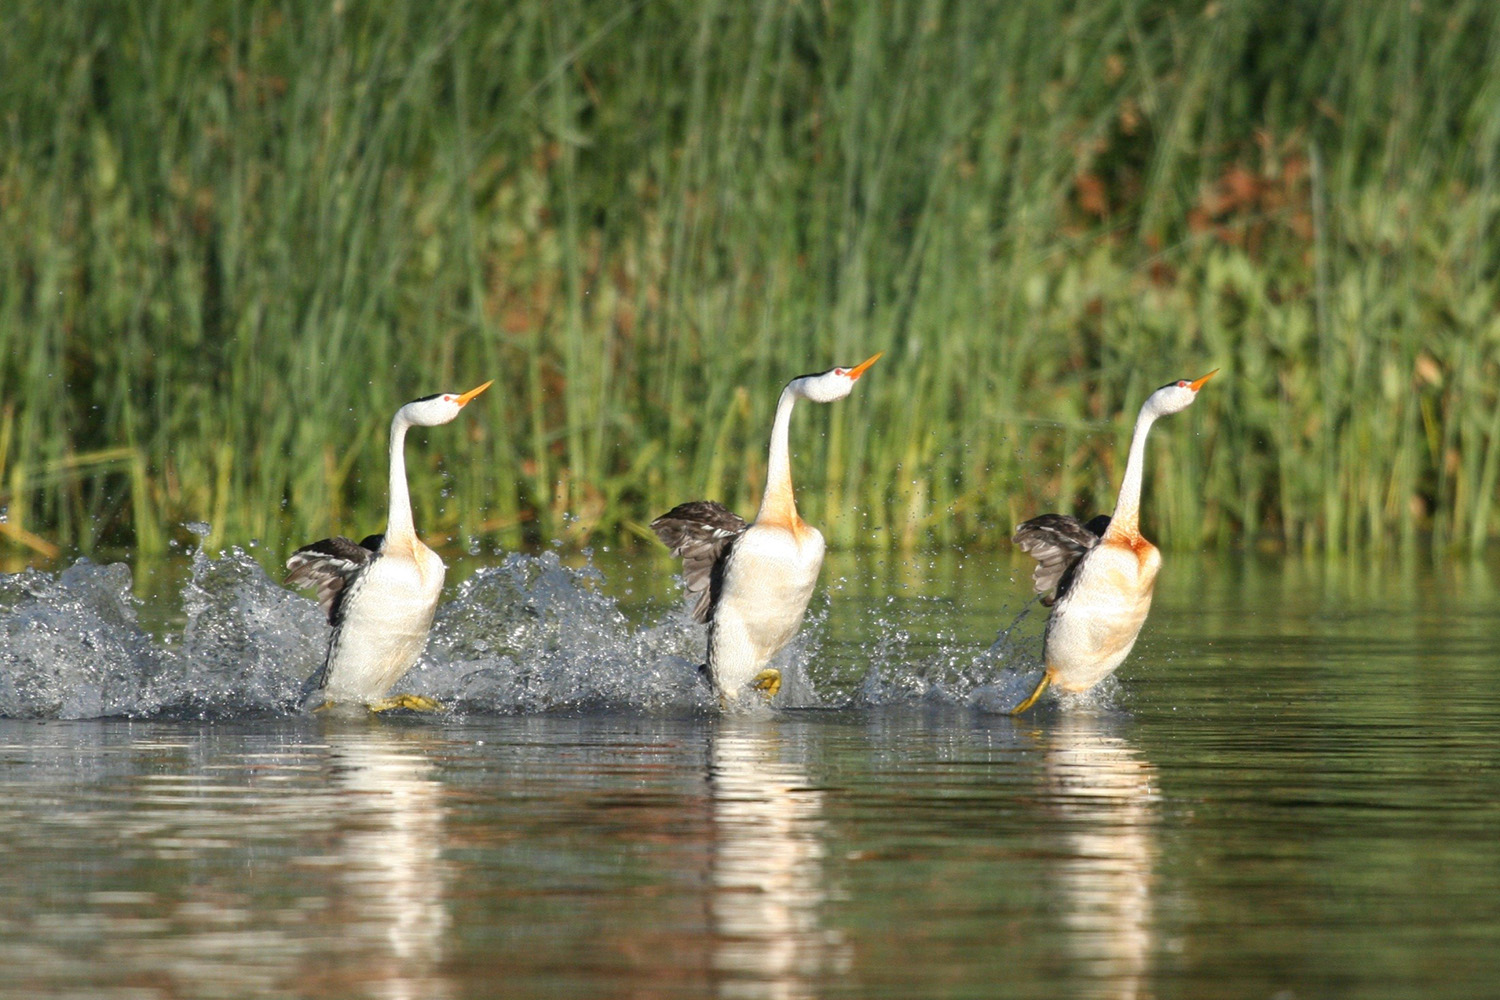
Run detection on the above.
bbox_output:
[1188,369,1219,391]
[847,352,883,381]
[456,380,494,406]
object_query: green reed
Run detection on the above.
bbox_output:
[0,0,1497,565]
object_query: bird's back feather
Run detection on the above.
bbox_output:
[1012,513,1111,606]
[650,501,749,623]
[284,534,382,625]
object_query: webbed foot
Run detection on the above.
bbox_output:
[1009,672,1051,715]
[750,668,782,699]
[368,693,444,713]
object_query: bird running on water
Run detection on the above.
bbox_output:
[651,353,882,710]
[1009,370,1217,714]
[286,381,492,713]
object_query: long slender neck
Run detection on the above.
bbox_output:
[1108,401,1159,540]
[386,410,417,545]
[755,386,800,526]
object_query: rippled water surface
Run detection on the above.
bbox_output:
[1,549,1498,998]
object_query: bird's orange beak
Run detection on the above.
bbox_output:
[847,352,883,381]
[456,380,494,406]
[1188,369,1218,392]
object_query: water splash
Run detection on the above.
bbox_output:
[851,594,1049,711]
[0,544,323,720]
[170,542,324,714]
[0,542,1107,720]
[410,552,711,714]
[0,560,161,718]
[0,546,717,720]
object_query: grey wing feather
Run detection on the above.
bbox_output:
[650,501,748,623]
[1012,513,1110,606]
[284,535,380,625]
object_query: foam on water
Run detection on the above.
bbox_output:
[0,542,1066,720]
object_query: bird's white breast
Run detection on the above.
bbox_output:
[708,522,825,698]
[1044,541,1161,692]
[323,542,446,703]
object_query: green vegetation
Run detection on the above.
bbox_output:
[2,0,1498,564]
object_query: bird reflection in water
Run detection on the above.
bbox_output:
[709,722,848,998]
[1043,712,1160,1000]
[325,729,453,1000]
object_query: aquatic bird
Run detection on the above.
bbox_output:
[1009,370,1217,714]
[651,353,882,709]
[285,381,492,712]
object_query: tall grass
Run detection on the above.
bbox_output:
[0,0,1497,563]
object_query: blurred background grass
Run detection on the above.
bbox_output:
[1,0,1497,566]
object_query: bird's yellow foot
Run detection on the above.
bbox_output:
[368,693,444,713]
[750,668,782,699]
[1009,672,1051,715]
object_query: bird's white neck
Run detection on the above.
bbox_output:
[755,386,800,527]
[1107,401,1160,540]
[386,411,417,546]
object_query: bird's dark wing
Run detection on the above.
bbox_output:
[1012,513,1110,606]
[284,535,381,625]
[650,501,749,623]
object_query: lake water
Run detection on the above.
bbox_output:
[1,546,1498,998]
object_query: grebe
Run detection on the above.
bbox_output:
[652,354,882,709]
[1010,370,1217,714]
[286,380,492,712]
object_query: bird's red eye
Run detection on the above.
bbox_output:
[1176,380,1189,388]
[834,368,847,376]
